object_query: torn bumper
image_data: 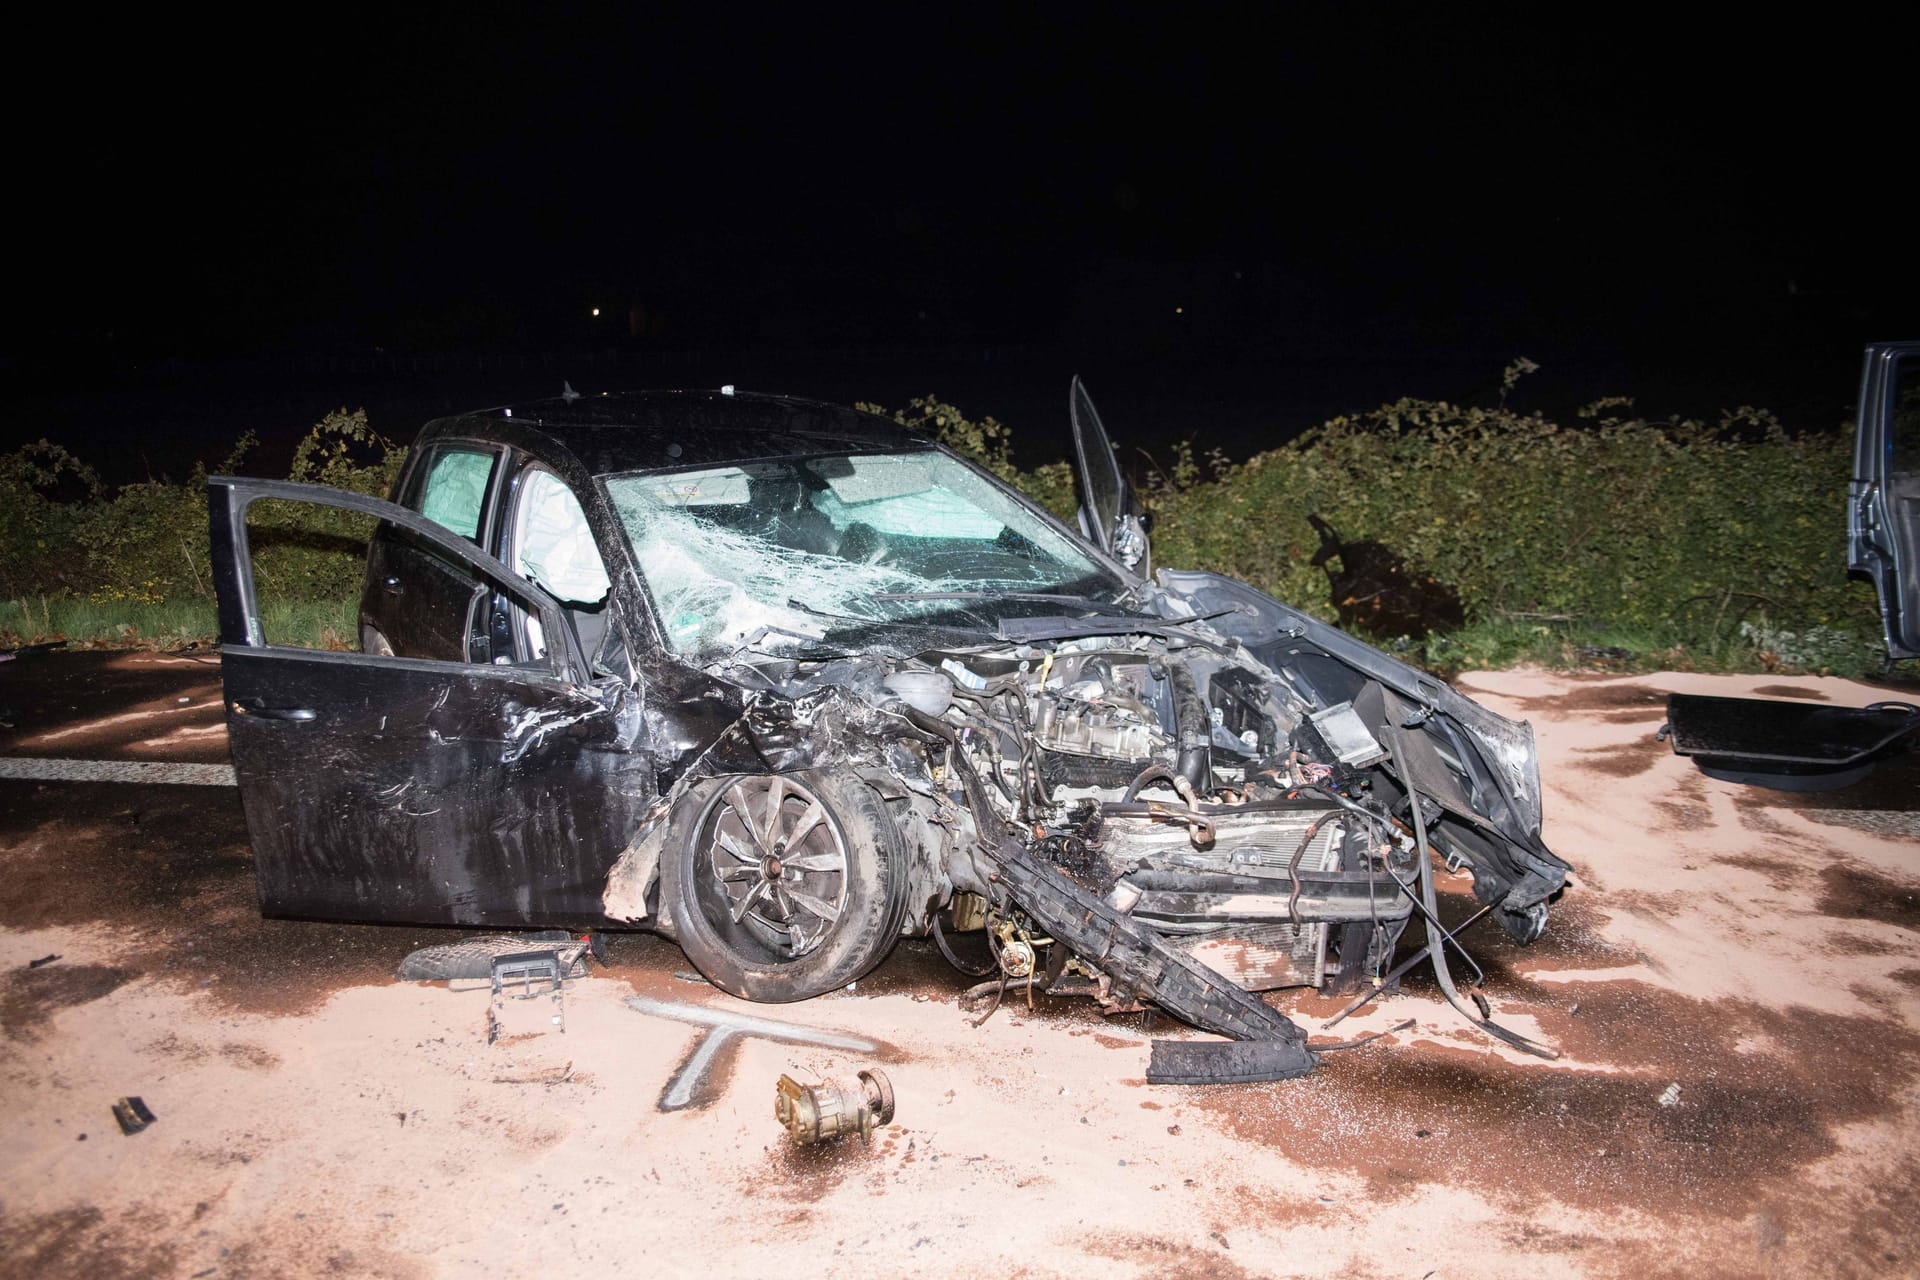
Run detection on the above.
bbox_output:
[991,838,1320,1084]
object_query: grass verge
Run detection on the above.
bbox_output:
[1419,616,1887,680]
[1,596,356,652]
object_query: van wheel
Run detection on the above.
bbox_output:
[665,771,909,1002]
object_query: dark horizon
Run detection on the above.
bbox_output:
[6,5,1912,477]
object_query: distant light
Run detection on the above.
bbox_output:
[721,384,736,396]
[1175,306,1184,315]
[591,307,601,317]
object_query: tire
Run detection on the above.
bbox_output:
[664,770,909,1002]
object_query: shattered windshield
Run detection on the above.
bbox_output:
[605,449,1121,656]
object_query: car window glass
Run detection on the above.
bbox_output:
[1892,354,1920,481]
[414,448,496,539]
[812,455,1005,537]
[513,470,611,605]
[606,449,1117,657]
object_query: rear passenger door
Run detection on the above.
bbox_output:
[361,442,506,661]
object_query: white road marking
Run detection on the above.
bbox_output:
[0,757,237,786]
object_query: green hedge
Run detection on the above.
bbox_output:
[882,385,1880,675]
[0,382,1886,673]
[0,410,404,611]
[1149,397,1874,656]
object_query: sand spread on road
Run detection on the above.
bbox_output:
[2,659,1916,1278]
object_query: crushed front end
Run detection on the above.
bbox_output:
[606,569,1570,1083]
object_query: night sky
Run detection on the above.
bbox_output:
[6,5,1912,476]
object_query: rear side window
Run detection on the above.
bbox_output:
[413,447,498,540]
[1892,352,1920,479]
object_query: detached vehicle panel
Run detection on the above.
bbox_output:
[1667,341,1920,789]
[210,382,1570,1080]
[1849,341,1920,663]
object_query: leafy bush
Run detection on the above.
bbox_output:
[0,441,101,599]
[247,410,406,602]
[866,376,1879,675]
[0,410,404,648]
[1147,387,1876,669]
[0,377,1886,674]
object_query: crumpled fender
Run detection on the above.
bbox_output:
[600,683,920,923]
[1155,568,1569,929]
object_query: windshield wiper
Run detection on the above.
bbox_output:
[994,612,1236,650]
[1152,606,1246,627]
[784,596,997,640]
[871,590,1140,615]
[785,597,886,626]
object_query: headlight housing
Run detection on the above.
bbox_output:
[1461,715,1544,841]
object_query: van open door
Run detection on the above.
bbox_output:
[1668,341,1920,790]
[1848,341,1920,660]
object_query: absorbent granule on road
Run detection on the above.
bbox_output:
[0,757,237,786]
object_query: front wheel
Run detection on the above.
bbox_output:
[664,770,909,1002]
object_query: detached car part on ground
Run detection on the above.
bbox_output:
[1667,342,1920,791]
[209,380,1569,1082]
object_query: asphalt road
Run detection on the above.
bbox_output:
[3,651,1917,1280]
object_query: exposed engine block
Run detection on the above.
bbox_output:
[1030,655,1172,764]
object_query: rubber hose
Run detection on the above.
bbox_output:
[1167,661,1211,791]
[903,706,1009,843]
[1123,763,1182,802]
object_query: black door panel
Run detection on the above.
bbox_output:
[210,476,652,929]
[225,649,650,925]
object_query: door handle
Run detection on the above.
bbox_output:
[382,575,405,596]
[232,702,317,722]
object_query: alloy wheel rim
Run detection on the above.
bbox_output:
[705,776,849,958]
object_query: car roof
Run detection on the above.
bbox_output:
[414,388,933,475]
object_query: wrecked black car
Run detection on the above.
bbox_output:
[208,380,1569,1081]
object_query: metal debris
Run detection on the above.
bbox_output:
[774,1069,895,1146]
[396,932,588,983]
[111,1096,157,1135]
[626,995,879,1112]
[487,950,567,1043]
